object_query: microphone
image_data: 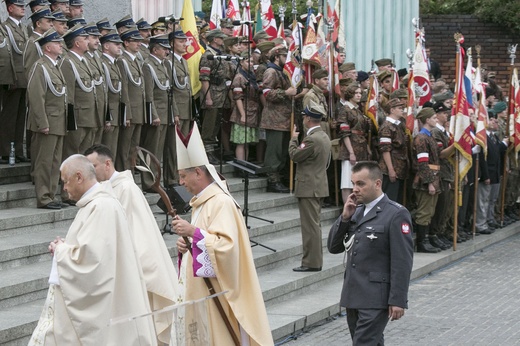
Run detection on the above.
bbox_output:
[232,20,256,26]
[207,55,244,61]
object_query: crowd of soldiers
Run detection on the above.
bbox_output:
[1,0,518,254]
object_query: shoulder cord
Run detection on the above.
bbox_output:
[121,58,142,87]
[146,62,170,91]
[102,61,121,94]
[68,59,94,92]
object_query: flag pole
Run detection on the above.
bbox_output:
[453,32,463,251]
[500,44,517,226]
[288,0,296,193]
[471,45,482,240]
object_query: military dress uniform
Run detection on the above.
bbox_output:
[327,194,413,345]
[26,32,67,208]
[141,42,171,190]
[378,116,409,203]
[100,50,123,159]
[0,14,29,159]
[289,105,331,270]
[0,25,16,112]
[116,37,146,171]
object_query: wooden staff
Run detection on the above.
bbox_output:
[500,44,517,226]
[133,146,240,346]
[470,47,479,238]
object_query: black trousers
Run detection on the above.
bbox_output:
[346,308,389,346]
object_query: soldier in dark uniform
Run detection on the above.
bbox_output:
[199,29,231,164]
[412,107,442,253]
[429,103,456,250]
[116,27,146,171]
[378,98,408,204]
[0,0,30,162]
[99,30,123,162]
[327,161,413,345]
[27,29,67,209]
[290,103,331,272]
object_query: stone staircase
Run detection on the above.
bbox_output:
[0,163,346,345]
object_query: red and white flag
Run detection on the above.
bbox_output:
[283,20,302,88]
[259,0,277,39]
[474,66,488,158]
[226,0,241,37]
[510,68,520,156]
[240,1,252,41]
[449,37,473,180]
[365,74,379,130]
[210,0,225,29]
[406,70,419,136]
[411,34,431,106]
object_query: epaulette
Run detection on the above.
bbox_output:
[388,200,405,209]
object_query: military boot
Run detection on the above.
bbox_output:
[430,234,450,250]
[416,225,441,253]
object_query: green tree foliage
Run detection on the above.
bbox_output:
[420,0,520,33]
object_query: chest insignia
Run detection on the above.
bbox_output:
[367,233,378,240]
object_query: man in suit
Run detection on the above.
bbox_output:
[27,29,67,209]
[425,48,442,80]
[100,30,123,162]
[289,102,331,272]
[116,26,145,171]
[0,0,30,162]
[141,34,170,191]
[327,161,413,345]
[59,24,97,203]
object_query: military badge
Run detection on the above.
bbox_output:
[401,223,410,234]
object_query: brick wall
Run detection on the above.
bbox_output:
[422,14,520,97]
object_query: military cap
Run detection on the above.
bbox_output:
[27,0,50,8]
[67,17,86,29]
[150,34,170,48]
[36,28,63,46]
[303,101,326,119]
[339,62,355,73]
[390,88,408,100]
[387,98,405,109]
[432,80,448,94]
[239,50,250,59]
[168,30,187,41]
[432,90,454,102]
[268,45,288,59]
[339,78,355,87]
[29,7,54,23]
[220,18,234,28]
[357,71,369,82]
[433,102,450,113]
[493,101,507,114]
[488,71,496,78]
[253,30,270,42]
[375,58,392,67]
[62,24,88,41]
[223,36,239,47]
[256,41,275,53]
[5,0,26,5]
[416,107,435,122]
[206,29,227,42]
[120,27,143,41]
[115,15,135,29]
[152,21,167,31]
[488,109,497,119]
[96,18,111,31]
[48,0,68,3]
[69,0,83,6]
[312,68,328,80]
[84,22,101,36]
[377,70,392,83]
[337,46,345,53]
[100,29,123,44]
[272,37,284,46]
[136,18,152,30]
[51,9,67,22]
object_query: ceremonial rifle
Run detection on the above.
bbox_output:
[133,147,241,346]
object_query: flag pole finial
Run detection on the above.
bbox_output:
[508,44,517,66]
[475,44,481,58]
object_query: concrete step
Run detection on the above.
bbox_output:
[0,163,31,186]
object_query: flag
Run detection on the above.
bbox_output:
[411,35,431,106]
[254,3,263,35]
[259,0,277,39]
[240,1,252,41]
[327,0,339,45]
[510,68,520,157]
[406,70,419,136]
[210,0,225,29]
[277,21,285,41]
[390,67,400,92]
[464,52,475,109]
[226,0,241,37]
[302,11,320,66]
[474,66,488,158]
[337,0,346,49]
[365,74,379,130]
[449,38,473,180]
[283,20,302,88]
[181,0,204,95]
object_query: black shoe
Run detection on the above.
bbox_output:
[418,239,441,253]
[430,235,449,250]
[39,201,62,210]
[62,199,76,206]
[438,235,453,247]
[267,182,289,193]
[293,266,322,272]
[477,228,495,234]
[16,155,30,163]
[207,152,220,165]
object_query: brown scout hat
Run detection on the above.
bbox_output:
[312,68,328,80]
[390,89,408,99]
[257,41,275,53]
[339,62,355,73]
[416,107,435,122]
[268,45,288,59]
[223,36,239,47]
[377,70,392,83]
[387,98,405,109]
[375,58,392,67]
